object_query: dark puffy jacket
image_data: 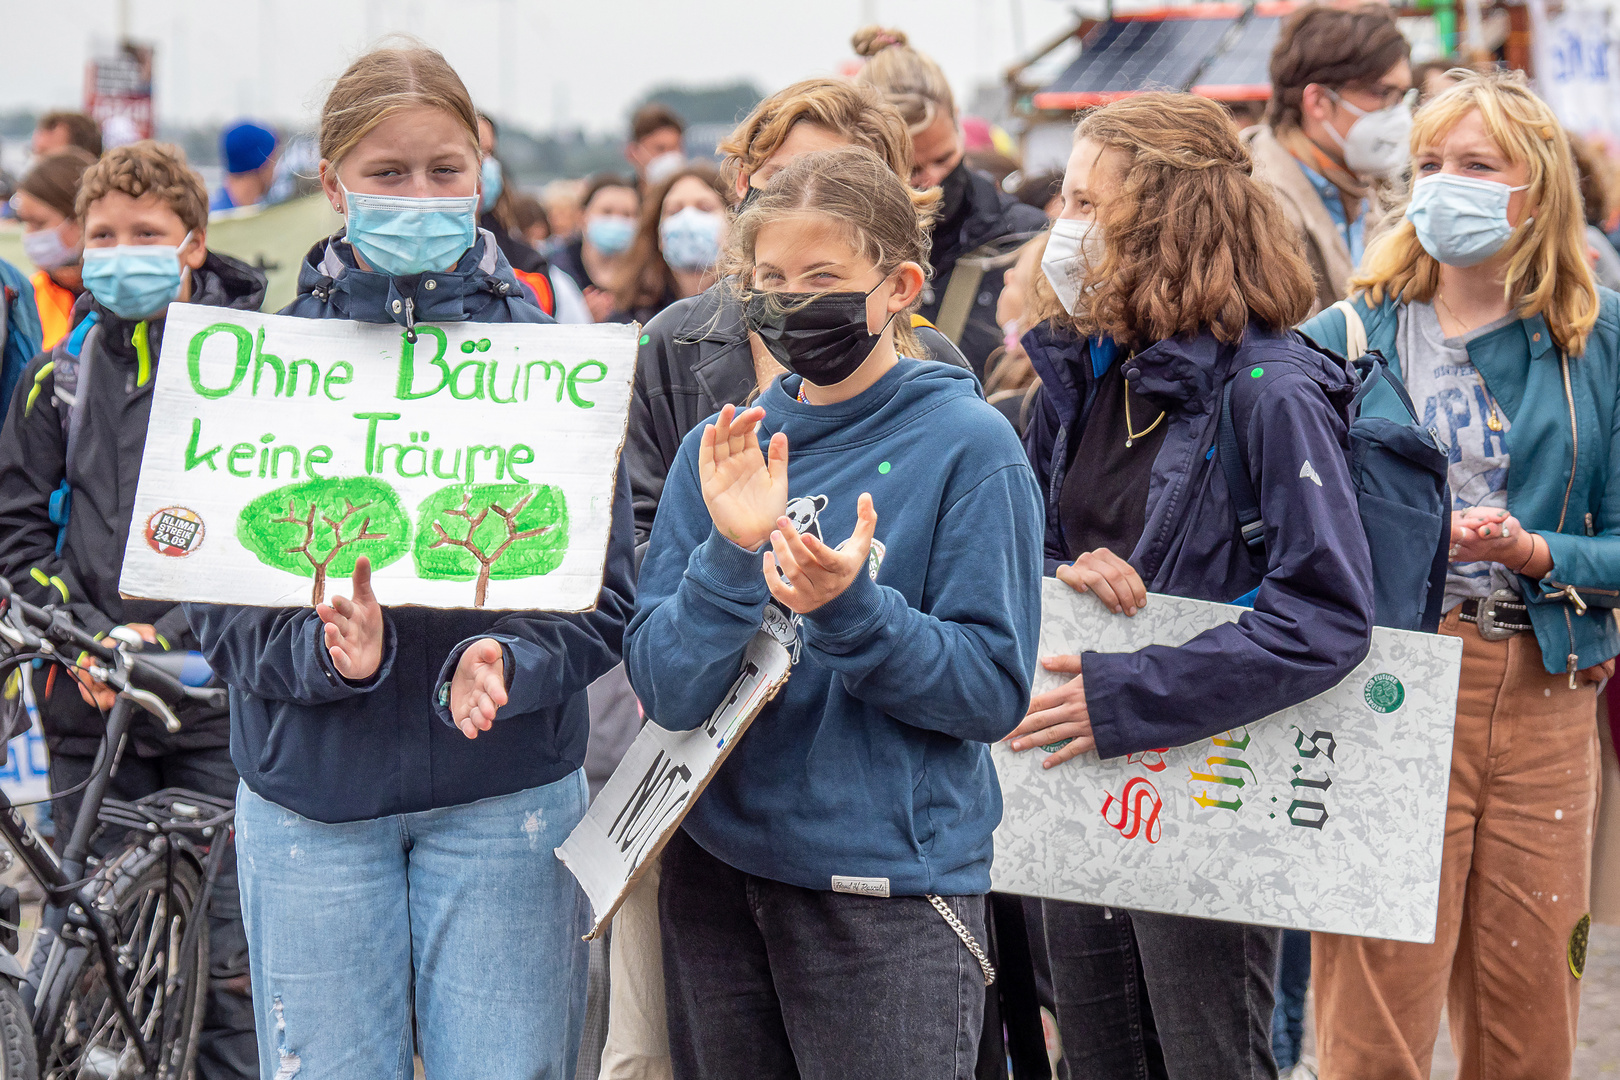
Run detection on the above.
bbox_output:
[1023,322,1375,758]
[186,234,637,823]
[919,167,1047,376]
[0,252,266,756]
[626,280,975,549]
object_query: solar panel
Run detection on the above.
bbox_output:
[1034,14,1240,107]
[1192,15,1283,99]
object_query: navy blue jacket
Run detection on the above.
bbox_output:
[1023,322,1375,759]
[187,233,636,823]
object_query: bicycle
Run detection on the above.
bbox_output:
[0,576,234,1080]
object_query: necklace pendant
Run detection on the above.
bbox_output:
[1124,438,1133,448]
[1487,412,1503,432]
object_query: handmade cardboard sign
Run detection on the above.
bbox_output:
[992,579,1463,944]
[557,630,792,939]
[118,305,637,611]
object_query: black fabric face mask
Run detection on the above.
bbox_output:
[937,159,972,225]
[743,284,895,387]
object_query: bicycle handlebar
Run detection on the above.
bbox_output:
[0,577,227,715]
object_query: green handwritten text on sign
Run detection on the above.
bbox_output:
[120,306,637,611]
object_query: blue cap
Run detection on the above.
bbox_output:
[221,121,278,175]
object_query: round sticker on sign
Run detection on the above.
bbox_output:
[145,506,206,558]
[1363,672,1405,714]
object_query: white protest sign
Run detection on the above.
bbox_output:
[557,630,792,939]
[118,306,636,611]
[992,580,1462,944]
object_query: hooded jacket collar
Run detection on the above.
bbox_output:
[294,229,523,328]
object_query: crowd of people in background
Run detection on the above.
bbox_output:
[0,6,1614,1080]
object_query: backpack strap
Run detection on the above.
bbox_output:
[1330,299,1369,360]
[1218,378,1266,556]
[45,312,100,555]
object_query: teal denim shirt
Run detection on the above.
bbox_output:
[1301,289,1620,677]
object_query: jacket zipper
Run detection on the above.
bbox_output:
[1555,354,1582,684]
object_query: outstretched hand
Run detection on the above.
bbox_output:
[317,557,383,682]
[449,638,508,740]
[699,404,789,552]
[764,493,878,615]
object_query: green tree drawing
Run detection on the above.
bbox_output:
[237,478,411,606]
[414,484,569,608]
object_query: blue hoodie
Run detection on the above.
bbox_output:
[186,234,636,823]
[626,359,1043,897]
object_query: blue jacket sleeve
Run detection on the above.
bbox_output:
[800,463,1044,743]
[183,602,398,704]
[624,440,773,732]
[433,463,636,723]
[1083,375,1376,757]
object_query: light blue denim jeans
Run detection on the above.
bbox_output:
[235,772,590,1080]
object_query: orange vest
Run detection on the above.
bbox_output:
[512,268,556,318]
[30,271,77,351]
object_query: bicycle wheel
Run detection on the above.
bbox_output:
[0,977,38,1080]
[35,839,209,1080]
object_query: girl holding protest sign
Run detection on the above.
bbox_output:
[625,146,1043,1078]
[1300,70,1620,1079]
[1009,93,1375,1077]
[187,44,635,1079]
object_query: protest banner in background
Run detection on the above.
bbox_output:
[992,580,1463,944]
[557,631,792,939]
[119,306,637,611]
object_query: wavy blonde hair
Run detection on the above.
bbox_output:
[1352,69,1599,355]
[851,26,955,135]
[1064,93,1315,348]
[716,79,912,200]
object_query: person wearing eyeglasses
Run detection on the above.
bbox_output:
[1246,3,1414,314]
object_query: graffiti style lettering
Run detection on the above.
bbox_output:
[1292,728,1338,761]
[1102,777,1163,843]
[1189,728,1253,811]
[606,750,693,864]
[1126,747,1170,773]
[1287,728,1335,830]
[1287,800,1329,829]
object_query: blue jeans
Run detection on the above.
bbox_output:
[1270,929,1310,1070]
[235,773,590,1080]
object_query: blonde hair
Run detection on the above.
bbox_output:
[319,44,480,166]
[852,26,955,135]
[78,141,208,232]
[1064,93,1315,348]
[1352,69,1599,355]
[717,78,912,198]
[723,147,940,358]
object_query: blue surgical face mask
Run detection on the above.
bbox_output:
[81,231,194,320]
[659,207,724,272]
[586,215,635,256]
[480,157,504,214]
[341,183,479,277]
[1404,173,1530,268]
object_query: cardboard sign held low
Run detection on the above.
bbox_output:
[557,631,792,939]
[118,306,637,611]
[992,580,1463,944]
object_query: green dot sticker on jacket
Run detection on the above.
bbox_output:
[1250,367,1265,378]
[639,334,651,345]
[1363,673,1405,713]
[878,461,892,475]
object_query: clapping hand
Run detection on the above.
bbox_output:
[450,638,508,740]
[317,557,383,682]
[764,493,878,615]
[699,404,789,552]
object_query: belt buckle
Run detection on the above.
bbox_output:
[1474,588,1523,642]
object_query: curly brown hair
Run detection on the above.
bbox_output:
[76,141,208,232]
[716,79,912,200]
[1062,94,1315,349]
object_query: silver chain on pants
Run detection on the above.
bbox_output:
[927,895,996,986]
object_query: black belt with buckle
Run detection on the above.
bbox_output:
[1458,589,1532,640]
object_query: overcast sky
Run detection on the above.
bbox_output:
[3,0,1083,134]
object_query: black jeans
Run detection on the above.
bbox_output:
[1042,900,1279,1080]
[659,828,986,1080]
[51,746,257,1080]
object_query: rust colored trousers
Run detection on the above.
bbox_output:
[1313,613,1599,1080]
